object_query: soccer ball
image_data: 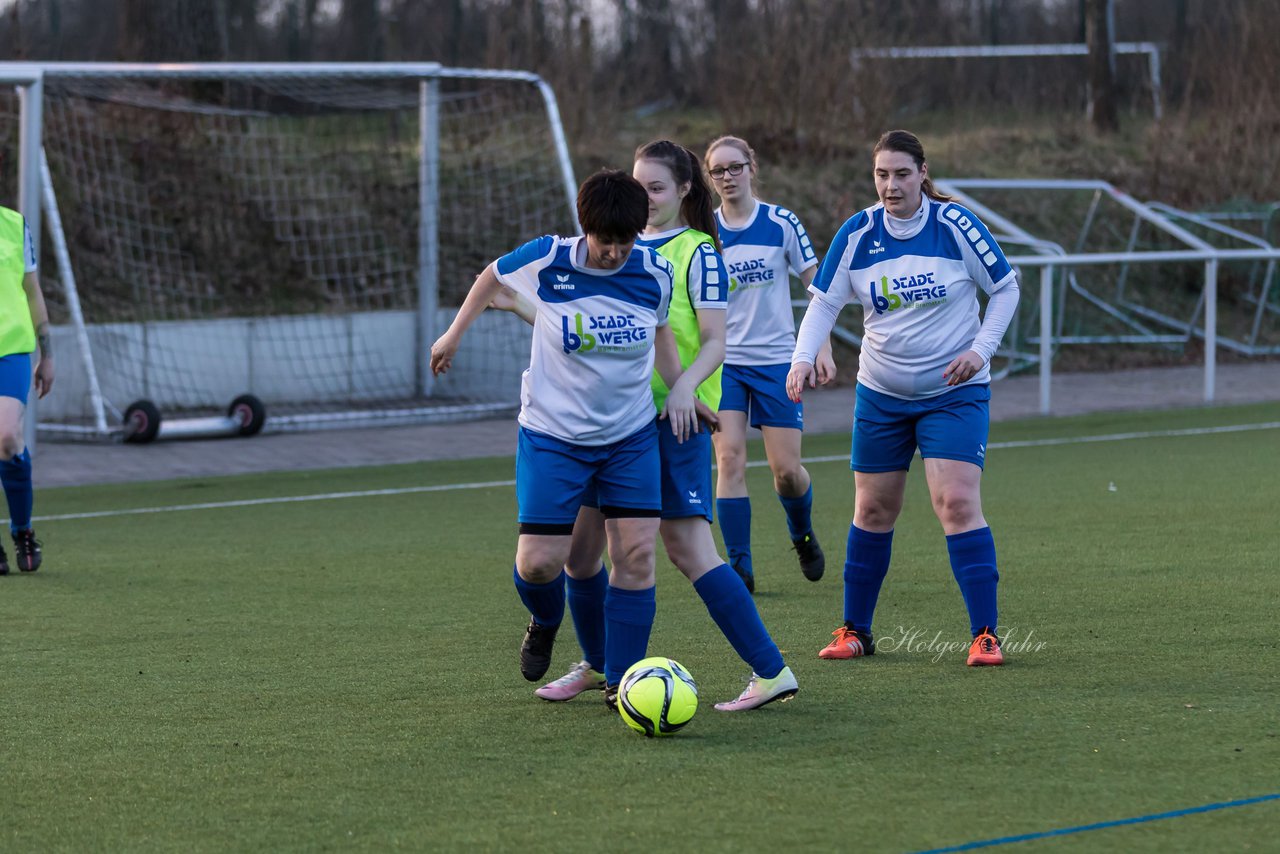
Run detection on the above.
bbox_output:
[617,657,698,737]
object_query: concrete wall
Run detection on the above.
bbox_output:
[40,308,532,421]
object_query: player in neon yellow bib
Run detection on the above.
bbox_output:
[0,204,55,575]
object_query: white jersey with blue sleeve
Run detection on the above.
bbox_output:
[808,198,1017,400]
[494,235,674,446]
[717,201,818,366]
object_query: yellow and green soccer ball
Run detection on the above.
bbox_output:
[617,657,698,737]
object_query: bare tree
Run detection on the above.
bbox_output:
[1085,0,1118,132]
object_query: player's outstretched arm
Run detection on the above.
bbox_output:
[430,263,504,376]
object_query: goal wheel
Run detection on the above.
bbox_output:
[123,399,162,444]
[228,394,267,437]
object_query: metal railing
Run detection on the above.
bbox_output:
[936,179,1280,413]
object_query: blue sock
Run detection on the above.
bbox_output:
[716,497,752,573]
[603,585,656,686]
[567,566,608,672]
[843,525,893,633]
[512,566,565,628]
[947,527,1000,637]
[693,564,785,679]
[777,483,814,540]
[1,448,33,534]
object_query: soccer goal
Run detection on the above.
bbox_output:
[0,62,579,439]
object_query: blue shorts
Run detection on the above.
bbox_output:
[582,419,714,522]
[852,383,990,473]
[516,424,661,534]
[658,424,713,522]
[0,353,31,404]
[720,363,804,430]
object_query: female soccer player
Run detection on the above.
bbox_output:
[0,203,53,575]
[534,141,798,712]
[430,169,698,688]
[704,135,835,593]
[788,129,1020,666]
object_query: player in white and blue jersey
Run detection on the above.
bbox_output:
[430,169,696,686]
[0,208,54,576]
[530,141,797,712]
[789,130,1020,667]
[704,136,835,593]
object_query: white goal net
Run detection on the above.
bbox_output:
[0,63,578,437]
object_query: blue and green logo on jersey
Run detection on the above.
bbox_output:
[869,272,947,315]
[561,312,647,354]
[561,314,596,354]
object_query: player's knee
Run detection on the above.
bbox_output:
[932,489,980,529]
[610,539,656,584]
[0,431,23,462]
[772,464,806,496]
[716,444,747,482]
[855,497,900,530]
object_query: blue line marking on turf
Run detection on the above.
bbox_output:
[913,793,1280,853]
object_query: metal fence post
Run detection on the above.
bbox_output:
[1040,265,1054,414]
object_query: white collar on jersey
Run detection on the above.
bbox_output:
[716,198,759,231]
[884,196,930,240]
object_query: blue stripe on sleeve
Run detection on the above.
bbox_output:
[810,210,868,294]
[496,235,556,277]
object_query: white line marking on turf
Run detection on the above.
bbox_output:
[29,421,1280,524]
[799,420,1280,464]
[32,480,518,523]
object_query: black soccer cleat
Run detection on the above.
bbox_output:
[519,617,559,682]
[793,531,825,581]
[13,528,41,573]
[604,683,619,713]
[730,554,755,594]
[0,543,9,576]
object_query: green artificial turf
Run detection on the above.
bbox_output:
[2,404,1277,852]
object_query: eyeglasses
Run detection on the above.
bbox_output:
[708,162,748,181]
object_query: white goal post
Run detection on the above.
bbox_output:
[849,42,1163,119]
[0,62,580,438]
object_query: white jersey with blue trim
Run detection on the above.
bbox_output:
[809,198,1017,400]
[494,235,673,446]
[717,201,818,366]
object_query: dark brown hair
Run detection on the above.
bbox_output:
[635,139,722,252]
[576,169,649,243]
[873,130,955,202]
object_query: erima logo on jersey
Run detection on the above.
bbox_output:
[561,312,647,354]
[944,207,1000,268]
[868,238,886,255]
[553,273,574,291]
[869,272,946,314]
